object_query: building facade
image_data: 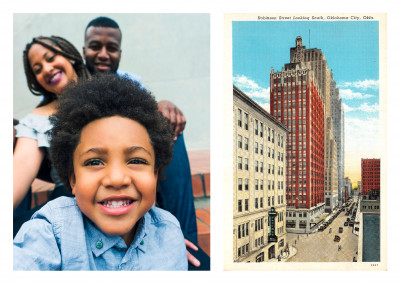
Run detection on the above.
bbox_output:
[344,177,352,202]
[290,36,339,213]
[233,85,289,262]
[270,63,325,233]
[361,158,380,196]
[330,72,345,207]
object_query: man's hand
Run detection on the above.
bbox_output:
[185,238,200,267]
[157,100,186,140]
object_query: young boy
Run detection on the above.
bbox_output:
[13,75,188,270]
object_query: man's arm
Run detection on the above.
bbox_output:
[158,100,186,140]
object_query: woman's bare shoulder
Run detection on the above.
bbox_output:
[30,102,56,116]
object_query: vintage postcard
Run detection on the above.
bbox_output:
[224,13,386,270]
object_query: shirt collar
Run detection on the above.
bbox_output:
[129,213,149,253]
[84,213,149,257]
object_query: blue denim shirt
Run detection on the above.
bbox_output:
[13,197,188,271]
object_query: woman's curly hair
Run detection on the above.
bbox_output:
[49,74,174,192]
[23,36,91,107]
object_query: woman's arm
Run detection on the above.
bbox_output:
[13,137,45,211]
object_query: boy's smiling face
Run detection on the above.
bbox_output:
[70,116,157,246]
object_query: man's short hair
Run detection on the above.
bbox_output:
[85,16,121,40]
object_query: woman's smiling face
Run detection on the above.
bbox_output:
[69,116,158,247]
[28,43,78,95]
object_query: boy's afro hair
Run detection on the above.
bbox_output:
[49,74,174,192]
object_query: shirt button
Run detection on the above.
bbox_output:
[96,241,103,249]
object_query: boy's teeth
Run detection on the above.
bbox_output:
[102,200,132,208]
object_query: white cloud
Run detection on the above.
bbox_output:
[339,88,374,100]
[339,79,379,90]
[342,102,379,113]
[358,103,379,113]
[258,102,270,113]
[233,75,270,102]
[342,103,354,113]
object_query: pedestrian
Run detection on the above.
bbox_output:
[295,240,296,245]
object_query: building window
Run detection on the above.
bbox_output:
[238,200,242,212]
[237,109,242,127]
[245,158,249,170]
[255,179,258,190]
[245,199,249,211]
[244,137,249,150]
[255,161,259,172]
[260,144,264,155]
[260,180,264,190]
[245,178,249,190]
[244,113,249,130]
[238,135,242,149]
[255,119,259,135]
[260,162,264,173]
[255,198,259,209]
[260,198,264,208]
[238,157,242,170]
[260,123,263,137]
[256,252,264,262]
[238,178,242,191]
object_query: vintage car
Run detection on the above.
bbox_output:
[334,235,341,242]
[339,227,343,233]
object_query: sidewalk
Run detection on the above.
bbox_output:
[268,245,297,262]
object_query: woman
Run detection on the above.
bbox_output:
[13,36,90,212]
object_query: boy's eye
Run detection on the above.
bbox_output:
[128,158,148,165]
[84,159,103,166]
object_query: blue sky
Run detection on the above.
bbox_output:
[232,20,380,182]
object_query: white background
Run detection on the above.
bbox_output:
[2,0,400,283]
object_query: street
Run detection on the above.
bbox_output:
[286,208,358,262]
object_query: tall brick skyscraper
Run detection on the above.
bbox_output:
[361,159,380,196]
[270,63,325,233]
[290,36,339,213]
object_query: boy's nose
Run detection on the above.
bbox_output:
[102,164,131,189]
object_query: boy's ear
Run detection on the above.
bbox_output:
[69,173,77,195]
[154,169,158,182]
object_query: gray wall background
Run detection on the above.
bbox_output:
[13,13,210,151]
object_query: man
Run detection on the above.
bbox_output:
[83,17,186,139]
[82,17,208,270]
